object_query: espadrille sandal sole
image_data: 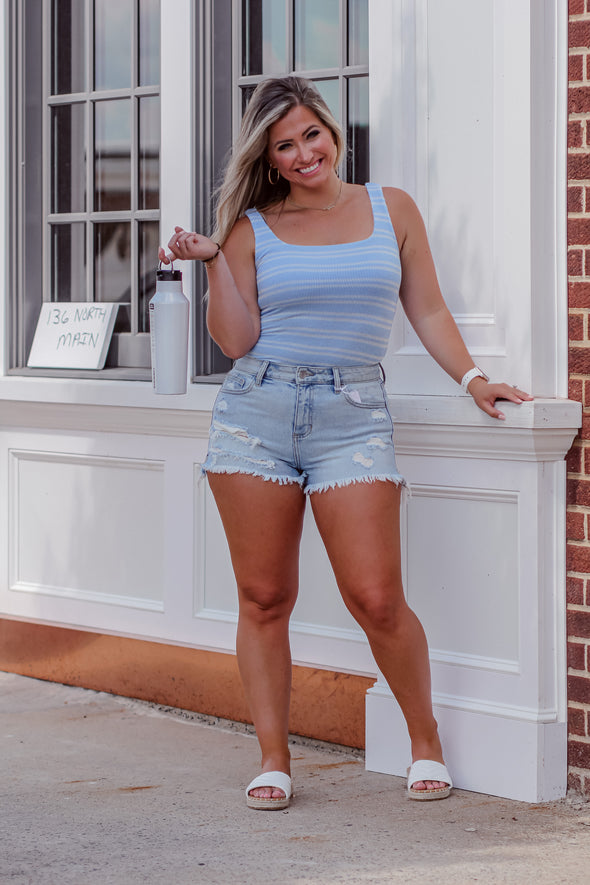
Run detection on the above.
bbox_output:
[245,771,293,810]
[407,760,452,801]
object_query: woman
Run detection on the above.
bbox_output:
[160,76,532,810]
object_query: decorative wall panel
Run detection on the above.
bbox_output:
[9,450,164,610]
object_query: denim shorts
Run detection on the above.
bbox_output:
[202,356,405,495]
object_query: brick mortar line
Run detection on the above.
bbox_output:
[565,601,590,611]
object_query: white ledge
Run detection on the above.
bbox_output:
[389,396,581,462]
[387,395,581,429]
[0,394,581,459]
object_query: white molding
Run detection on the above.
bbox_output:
[429,649,520,675]
[367,681,558,725]
[0,400,213,438]
[8,581,164,613]
[0,376,221,412]
[0,397,580,455]
[9,448,166,613]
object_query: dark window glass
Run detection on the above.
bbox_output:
[94,222,131,332]
[94,0,133,90]
[139,0,161,86]
[294,0,340,70]
[139,96,160,210]
[51,104,86,213]
[94,99,132,212]
[347,76,369,184]
[51,224,87,302]
[139,221,159,332]
[242,0,287,75]
[315,79,339,120]
[51,0,86,94]
[348,0,368,66]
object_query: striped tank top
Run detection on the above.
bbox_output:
[245,183,401,366]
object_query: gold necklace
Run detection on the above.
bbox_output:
[286,180,343,212]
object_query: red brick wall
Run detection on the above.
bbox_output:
[567,0,590,797]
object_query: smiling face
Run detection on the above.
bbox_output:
[266,104,338,191]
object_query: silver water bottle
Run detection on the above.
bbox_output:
[149,262,190,394]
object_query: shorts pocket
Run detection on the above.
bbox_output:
[220,369,256,395]
[340,379,387,409]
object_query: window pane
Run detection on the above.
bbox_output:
[348,0,368,66]
[139,0,160,86]
[94,222,131,332]
[347,76,369,184]
[139,96,160,210]
[242,0,286,76]
[139,221,159,332]
[241,85,256,115]
[51,104,86,214]
[51,0,86,94]
[94,99,131,211]
[315,79,339,120]
[94,0,132,90]
[51,224,86,302]
[295,0,340,71]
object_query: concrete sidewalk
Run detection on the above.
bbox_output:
[1,671,589,885]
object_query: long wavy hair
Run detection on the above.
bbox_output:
[211,76,344,245]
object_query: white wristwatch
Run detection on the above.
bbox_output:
[460,366,489,393]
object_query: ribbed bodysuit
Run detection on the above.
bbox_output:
[245,183,401,367]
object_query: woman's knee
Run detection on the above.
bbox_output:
[345,582,408,633]
[238,581,298,624]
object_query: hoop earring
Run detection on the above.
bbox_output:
[268,165,280,186]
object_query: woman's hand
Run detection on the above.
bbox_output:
[468,378,533,420]
[158,226,220,264]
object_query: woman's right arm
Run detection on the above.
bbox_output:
[159,218,260,360]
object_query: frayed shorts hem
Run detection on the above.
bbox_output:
[203,465,306,488]
[305,473,407,496]
[203,465,407,496]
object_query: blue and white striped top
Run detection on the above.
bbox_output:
[245,183,401,366]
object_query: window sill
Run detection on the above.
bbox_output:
[0,370,221,413]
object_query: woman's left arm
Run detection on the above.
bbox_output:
[385,188,533,420]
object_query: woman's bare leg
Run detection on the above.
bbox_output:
[310,481,446,792]
[207,472,306,799]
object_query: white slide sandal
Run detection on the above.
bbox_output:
[407,760,453,801]
[245,771,293,810]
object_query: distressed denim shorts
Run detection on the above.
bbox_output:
[202,356,405,495]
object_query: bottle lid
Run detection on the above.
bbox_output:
[157,260,182,282]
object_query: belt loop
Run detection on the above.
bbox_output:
[333,367,342,393]
[255,360,269,386]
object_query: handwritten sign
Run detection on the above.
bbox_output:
[27,303,119,370]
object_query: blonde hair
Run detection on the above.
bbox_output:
[211,76,344,244]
